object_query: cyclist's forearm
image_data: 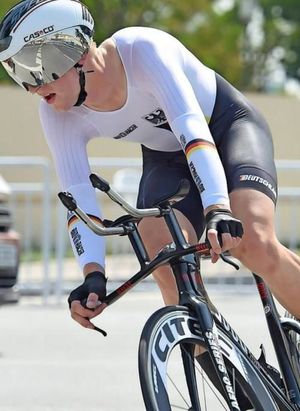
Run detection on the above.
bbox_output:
[66,183,106,270]
[170,114,230,209]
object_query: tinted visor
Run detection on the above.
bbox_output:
[1,27,89,89]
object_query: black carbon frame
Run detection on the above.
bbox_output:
[63,176,300,410]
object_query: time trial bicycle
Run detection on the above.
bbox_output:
[59,173,300,411]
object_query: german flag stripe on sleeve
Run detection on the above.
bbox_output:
[185,139,216,159]
[68,214,104,229]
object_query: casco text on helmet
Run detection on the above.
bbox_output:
[0,0,94,89]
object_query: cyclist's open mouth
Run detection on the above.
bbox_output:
[44,93,56,104]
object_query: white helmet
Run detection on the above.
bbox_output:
[0,0,94,93]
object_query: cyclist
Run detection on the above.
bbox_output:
[1,0,300,331]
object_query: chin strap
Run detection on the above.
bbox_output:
[73,63,94,107]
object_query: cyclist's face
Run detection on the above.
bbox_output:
[27,68,80,112]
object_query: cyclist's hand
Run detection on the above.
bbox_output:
[68,271,107,330]
[205,208,244,263]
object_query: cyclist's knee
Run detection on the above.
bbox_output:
[229,189,281,273]
[230,225,280,274]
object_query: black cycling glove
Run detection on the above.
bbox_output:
[205,208,244,247]
[68,271,107,309]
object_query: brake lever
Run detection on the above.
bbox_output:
[220,253,240,270]
[204,240,240,270]
[81,298,108,337]
[92,326,107,337]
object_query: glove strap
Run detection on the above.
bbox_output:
[85,271,107,282]
[205,208,232,224]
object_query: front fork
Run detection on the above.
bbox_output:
[172,257,241,411]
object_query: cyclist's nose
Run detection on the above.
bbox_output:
[27,85,42,94]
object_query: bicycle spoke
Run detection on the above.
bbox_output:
[165,345,229,410]
[169,404,191,410]
[168,374,191,408]
[193,353,228,410]
[201,366,208,411]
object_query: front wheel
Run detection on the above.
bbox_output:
[139,306,279,411]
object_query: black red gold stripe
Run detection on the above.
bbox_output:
[68,214,104,228]
[185,139,216,159]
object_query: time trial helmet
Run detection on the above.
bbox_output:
[0,0,94,90]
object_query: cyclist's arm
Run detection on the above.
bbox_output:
[131,35,243,255]
[66,183,105,272]
[131,35,230,212]
[39,101,106,274]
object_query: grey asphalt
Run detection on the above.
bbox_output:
[0,286,282,411]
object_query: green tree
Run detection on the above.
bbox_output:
[85,0,244,86]
[261,0,300,82]
[237,0,300,90]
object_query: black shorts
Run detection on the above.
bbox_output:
[137,74,278,239]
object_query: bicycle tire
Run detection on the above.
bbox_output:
[284,311,300,388]
[139,305,280,411]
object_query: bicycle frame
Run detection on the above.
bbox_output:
[59,174,300,411]
[100,209,299,410]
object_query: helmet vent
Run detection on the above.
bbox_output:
[81,4,93,25]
